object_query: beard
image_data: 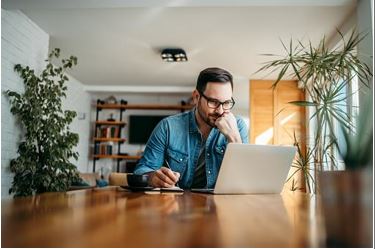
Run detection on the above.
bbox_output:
[196,102,221,128]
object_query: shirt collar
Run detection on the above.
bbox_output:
[189,108,200,134]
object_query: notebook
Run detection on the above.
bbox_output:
[191,143,296,194]
[122,186,184,192]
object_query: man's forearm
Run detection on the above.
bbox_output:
[226,130,242,143]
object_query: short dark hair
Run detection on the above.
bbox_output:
[196,67,233,93]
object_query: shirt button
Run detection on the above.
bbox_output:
[208,170,211,174]
[179,158,183,161]
[221,150,224,153]
[207,153,210,157]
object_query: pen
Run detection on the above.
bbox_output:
[164,160,180,187]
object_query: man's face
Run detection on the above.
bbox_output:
[195,82,233,127]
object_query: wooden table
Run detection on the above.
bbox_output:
[2,188,325,247]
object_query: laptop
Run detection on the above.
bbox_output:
[191,144,296,194]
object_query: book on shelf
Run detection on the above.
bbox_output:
[94,143,114,155]
[96,126,120,138]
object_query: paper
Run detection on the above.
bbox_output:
[121,186,184,192]
[152,186,184,192]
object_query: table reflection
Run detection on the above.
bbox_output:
[2,188,327,247]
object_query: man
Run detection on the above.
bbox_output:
[134,67,248,189]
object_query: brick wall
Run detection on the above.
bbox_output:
[1,9,49,198]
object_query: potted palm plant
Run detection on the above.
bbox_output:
[257,30,372,192]
[257,29,373,247]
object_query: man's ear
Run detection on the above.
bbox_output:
[192,90,200,105]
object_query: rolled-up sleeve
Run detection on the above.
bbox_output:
[237,117,249,144]
[133,119,168,175]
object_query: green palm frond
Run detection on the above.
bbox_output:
[257,29,373,190]
[338,96,373,169]
[286,133,316,193]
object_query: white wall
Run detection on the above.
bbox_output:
[357,0,373,110]
[232,76,250,129]
[1,9,49,198]
[62,76,91,172]
[1,9,91,198]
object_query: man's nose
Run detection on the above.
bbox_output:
[215,104,224,115]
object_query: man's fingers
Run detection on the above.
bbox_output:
[155,177,174,188]
[148,167,180,188]
[160,167,178,183]
[156,170,173,184]
[149,172,174,188]
[155,170,175,185]
[220,112,230,118]
[173,172,180,181]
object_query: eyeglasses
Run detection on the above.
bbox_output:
[199,91,235,110]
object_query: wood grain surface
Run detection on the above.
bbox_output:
[2,189,325,247]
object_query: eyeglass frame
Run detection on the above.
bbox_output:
[198,91,236,110]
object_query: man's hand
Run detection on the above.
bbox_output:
[147,167,180,188]
[215,112,242,143]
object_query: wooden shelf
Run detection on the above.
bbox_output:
[95,120,126,126]
[93,154,142,160]
[97,103,194,110]
[93,138,126,142]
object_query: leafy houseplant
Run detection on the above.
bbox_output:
[257,30,372,193]
[6,48,80,197]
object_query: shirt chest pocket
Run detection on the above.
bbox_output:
[215,144,226,156]
[166,148,188,175]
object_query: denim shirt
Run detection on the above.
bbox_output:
[134,109,248,189]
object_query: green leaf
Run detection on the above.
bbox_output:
[6,48,79,197]
[256,29,372,175]
[288,100,317,107]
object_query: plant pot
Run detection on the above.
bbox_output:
[318,169,372,247]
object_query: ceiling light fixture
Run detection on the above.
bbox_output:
[161,48,188,62]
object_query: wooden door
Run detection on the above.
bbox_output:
[250,80,306,192]
[274,81,306,145]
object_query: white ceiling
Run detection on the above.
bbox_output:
[3,0,357,87]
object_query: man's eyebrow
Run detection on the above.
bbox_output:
[207,96,232,102]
